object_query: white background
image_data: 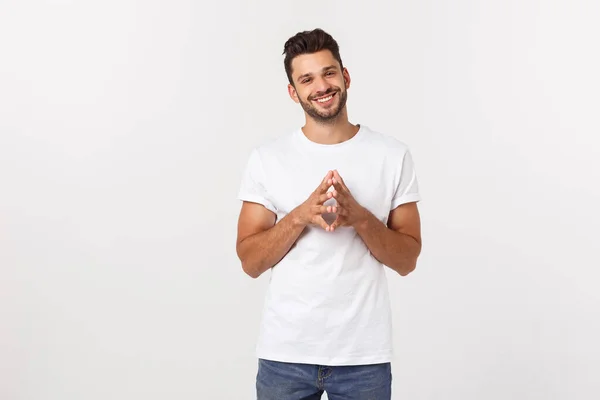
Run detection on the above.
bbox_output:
[1,1,599,399]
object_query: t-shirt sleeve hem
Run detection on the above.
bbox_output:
[390,193,421,210]
[238,193,277,214]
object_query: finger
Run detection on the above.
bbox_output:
[328,204,343,217]
[313,204,328,215]
[318,192,333,204]
[319,204,339,214]
[319,179,333,194]
[316,204,341,214]
[332,180,346,195]
[316,205,330,214]
[314,216,331,231]
[330,217,342,231]
[333,170,348,189]
[332,189,346,205]
[332,169,342,182]
[317,171,334,193]
[334,205,347,216]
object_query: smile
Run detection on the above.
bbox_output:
[313,92,336,104]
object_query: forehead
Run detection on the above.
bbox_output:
[290,50,340,78]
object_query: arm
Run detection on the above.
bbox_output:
[236,202,305,279]
[236,171,335,278]
[353,202,422,276]
[328,170,422,276]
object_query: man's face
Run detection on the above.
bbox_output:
[288,50,350,123]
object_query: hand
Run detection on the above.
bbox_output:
[293,170,337,231]
[328,170,368,231]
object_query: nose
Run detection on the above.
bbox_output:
[313,76,331,96]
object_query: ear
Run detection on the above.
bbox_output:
[288,83,300,103]
[342,67,351,89]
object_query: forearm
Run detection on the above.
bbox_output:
[237,209,305,278]
[354,209,421,276]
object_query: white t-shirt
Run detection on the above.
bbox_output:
[237,124,421,366]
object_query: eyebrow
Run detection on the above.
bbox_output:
[296,65,338,82]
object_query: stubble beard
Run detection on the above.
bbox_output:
[299,88,348,125]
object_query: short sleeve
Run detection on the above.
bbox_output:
[390,148,422,210]
[238,148,277,214]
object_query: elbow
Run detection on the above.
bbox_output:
[398,266,415,276]
[241,260,261,279]
[237,243,260,279]
[397,258,418,276]
[398,242,421,276]
[241,261,259,279]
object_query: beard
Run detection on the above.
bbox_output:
[298,87,348,124]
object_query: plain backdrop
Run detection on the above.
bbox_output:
[1,1,599,399]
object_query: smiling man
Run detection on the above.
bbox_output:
[236,28,422,400]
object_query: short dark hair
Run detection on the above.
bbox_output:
[283,28,344,85]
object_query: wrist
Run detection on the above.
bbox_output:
[352,206,371,230]
[289,207,308,228]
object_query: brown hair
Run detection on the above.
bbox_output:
[283,28,344,86]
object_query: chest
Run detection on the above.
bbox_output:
[263,152,396,223]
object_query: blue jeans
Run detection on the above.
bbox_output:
[256,358,392,400]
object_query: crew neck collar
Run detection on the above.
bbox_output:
[296,124,366,150]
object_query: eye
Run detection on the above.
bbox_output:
[326,71,335,76]
[302,78,311,84]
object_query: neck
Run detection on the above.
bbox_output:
[301,109,359,145]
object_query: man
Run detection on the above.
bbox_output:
[236,28,422,400]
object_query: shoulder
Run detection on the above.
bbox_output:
[248,129,297,160]
[360,125,413,156]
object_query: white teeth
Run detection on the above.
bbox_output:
[316,95,333,103]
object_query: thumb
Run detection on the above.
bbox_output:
[329,216,343,231]
[315,215,332,232]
